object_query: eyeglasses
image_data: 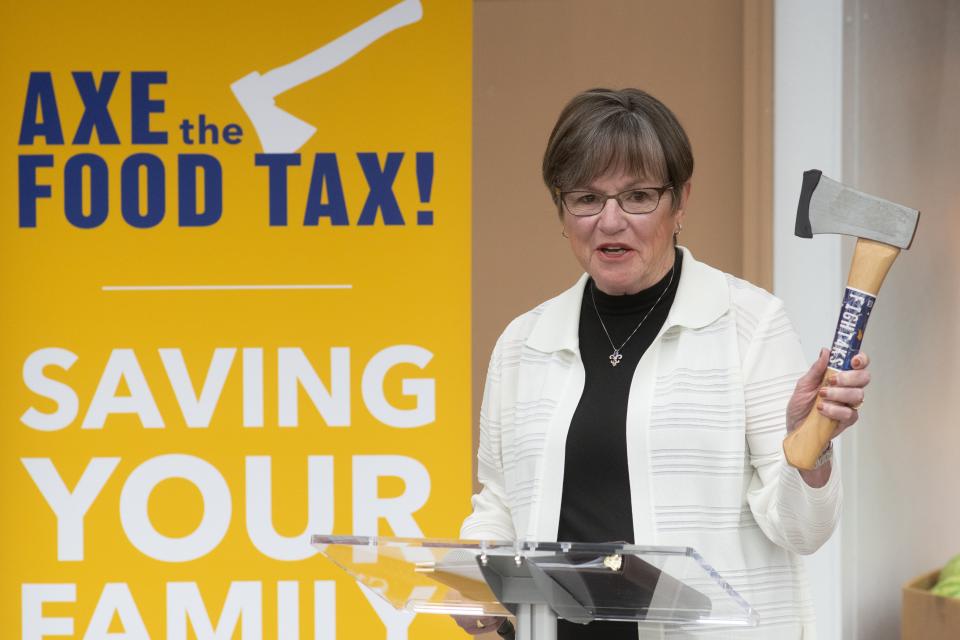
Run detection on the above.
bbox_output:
[557,185,674,216]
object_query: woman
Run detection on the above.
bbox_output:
[457,88,869,639]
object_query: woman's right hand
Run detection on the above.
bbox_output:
[451,615,506,636]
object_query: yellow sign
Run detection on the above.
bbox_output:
[1,1,472,637]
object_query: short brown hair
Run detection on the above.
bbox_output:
[542,88,694,218]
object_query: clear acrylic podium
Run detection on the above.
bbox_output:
[311,535,759,639]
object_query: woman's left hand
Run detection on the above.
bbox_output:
[786,348,871,438]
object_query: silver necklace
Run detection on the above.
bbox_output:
[590,262,676,367]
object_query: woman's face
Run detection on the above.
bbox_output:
[562,168,689,295]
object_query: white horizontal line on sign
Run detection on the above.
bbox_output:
[102,284,353,291]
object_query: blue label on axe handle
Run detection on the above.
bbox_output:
[828,287,876,371]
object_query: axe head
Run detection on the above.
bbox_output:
[231,72,317,154]
[795,170,920,249]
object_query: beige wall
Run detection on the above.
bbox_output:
[841,1,960,637]
[472,0,772,460]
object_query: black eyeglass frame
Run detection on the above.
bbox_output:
[555,184,675,217]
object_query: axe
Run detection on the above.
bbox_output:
[231,0,423,153]
[782,170,920,470]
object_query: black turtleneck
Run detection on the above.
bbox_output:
[556,248,682,640]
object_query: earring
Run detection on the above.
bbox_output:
[674,223,683,235]
[561,228,569,239]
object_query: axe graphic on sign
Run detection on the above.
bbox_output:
[231,0,423,153]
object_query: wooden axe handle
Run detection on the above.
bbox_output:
[783,238,900,470]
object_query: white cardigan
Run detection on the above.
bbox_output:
[461,248,841,639]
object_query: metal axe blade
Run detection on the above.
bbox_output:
[795,169,920,249]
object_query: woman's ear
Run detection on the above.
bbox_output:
[677,181,692,213]
[674,181,692,231]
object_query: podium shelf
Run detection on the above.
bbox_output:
[311,535,759,630]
